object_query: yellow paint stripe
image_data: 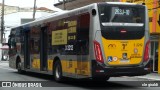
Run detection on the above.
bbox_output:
[31,59,90,76]
[32,59,53,70]
[48,60,53,71]
[32,59,40,69]
[61,60,90,76]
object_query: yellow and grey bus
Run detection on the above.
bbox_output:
[8,2,150,82]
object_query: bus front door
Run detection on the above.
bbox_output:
[40,27,48,71]
[24,31,30,69]
[76,40,90,77]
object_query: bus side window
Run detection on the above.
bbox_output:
[77,13,90,55]
[77,40,89,55]
[8,34,17,55]
[8,35,11,49]
[11,36,16,48]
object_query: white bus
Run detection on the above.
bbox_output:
[8,2,150,82]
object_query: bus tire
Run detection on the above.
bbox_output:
[53,60,63,82]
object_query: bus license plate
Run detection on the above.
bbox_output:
[120,59,130,63]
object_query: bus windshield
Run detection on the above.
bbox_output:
[98,4,145,24]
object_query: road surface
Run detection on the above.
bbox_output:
[0,61,159,90]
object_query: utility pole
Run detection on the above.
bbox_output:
[1,0,4,43]
[63,0,66,10]
[1,0,5,61]
[33,0,36,20]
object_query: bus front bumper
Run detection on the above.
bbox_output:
[92,60,151,77]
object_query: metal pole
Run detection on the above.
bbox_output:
[1,0,5,61]
[63,0,66,10]
[1,0,4,43]
[33,0,36,20]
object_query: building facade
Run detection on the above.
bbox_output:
[0,4,19,15]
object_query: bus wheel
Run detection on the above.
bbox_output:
[53,60,63,82]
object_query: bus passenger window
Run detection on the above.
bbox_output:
[77,13,90,55]
[33,40,40,54]
[8,35,11,49]
[11,37,16,48]
[77,40,89,55]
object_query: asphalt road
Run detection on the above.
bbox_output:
[0,61,159,90]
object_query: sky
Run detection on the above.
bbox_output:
[0,0,62,11]
[0,0,64,42]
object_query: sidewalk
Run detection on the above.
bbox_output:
[136,73,160,81]
[0,60,9,63]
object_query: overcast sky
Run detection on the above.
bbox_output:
[0,0,62,11]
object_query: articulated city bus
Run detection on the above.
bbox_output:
[8,2,150,82]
